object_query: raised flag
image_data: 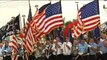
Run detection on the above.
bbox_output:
[19,31,28,60]
[38,1,63,34]
[11,34,18,60]
[24,1,34,54]
[32,2,63,35]
[0,14,20,40]
[31,3,51,40]
[72,20,83,38]
[80,0,100,31]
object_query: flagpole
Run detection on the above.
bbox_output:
[28,0,30,7]
[11,17,16,33]
[103,5,107,15]
[49,0,51,3]
[22,15,26,33]
[34,5,38,16]
[75,1,79,11]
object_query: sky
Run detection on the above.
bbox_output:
[0,0,107,28]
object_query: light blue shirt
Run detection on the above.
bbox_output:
[98,42,107,54]
[78,42,88,53]
[1,45,12,56]
[89,43,97,55]
[0,48,2,56]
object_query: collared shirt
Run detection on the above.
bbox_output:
[100,38,106,42]
[89,43,97,55]
[1,45,12,56]
[0,48,2,56]
[61,42,72,55]
[18,48,24,56]
[72,45,78,55]
[98,42,107,54]
[52,42,62,55]
[78,42,88,53]
[36,46,43,58]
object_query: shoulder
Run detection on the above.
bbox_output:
[93,43,97,46]
[78,43,81,46]
[58,42,62,45]
[63,42,66,44]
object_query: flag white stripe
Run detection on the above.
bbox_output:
[84,19,100,25]
[82,15,100,21]
[44,22,63,33]
[84,22,99,29]
[37,14,62,30]
[36,15,45,26]
[40,18,63,32]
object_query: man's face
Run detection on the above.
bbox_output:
[81,40,85,44]
[102,34,106,39]
[5,41,9,46]
[89,39,94,43]
[56,37,59,42]
[103,40,107,47]
[66,38,69,42]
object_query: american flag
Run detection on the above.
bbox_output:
[33,2,63,36]
[44,1,63,33]
[72,0,100,38]
[11,34,18,60]
[19,31,28,60]
[24,1,34,54]
[80,0,100,31]
[31,3,51,39]
[72,11,83,38]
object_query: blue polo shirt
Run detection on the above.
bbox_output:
[89,43,97,55]
[78,42,88,53]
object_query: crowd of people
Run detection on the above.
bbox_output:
[0,34,107,60]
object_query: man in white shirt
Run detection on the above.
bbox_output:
[51,37,63,60]
[61,37,72,60]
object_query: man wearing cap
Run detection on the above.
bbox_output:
[1,40,12,60]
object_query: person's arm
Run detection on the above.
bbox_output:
[1,45,5,55]
[6,46,12,56]
[89,44,97,52]
[51,44,56,52]
[78,44,80,52]
[8,46,12,53]
[66,42,72,50]
[56,43,61,48]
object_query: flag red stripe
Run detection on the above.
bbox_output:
[35,13,45,24]
[82,16,100,23]
[12,46,18,53]
[44,22,63,33]
[25,40,32,53]
[84,20,100,27]
[84,22,100,31]
[11,41,18,50]
[37,16,63,33]
[45,20,63,30]
[45,24,63,34]
[37,15,62,30]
